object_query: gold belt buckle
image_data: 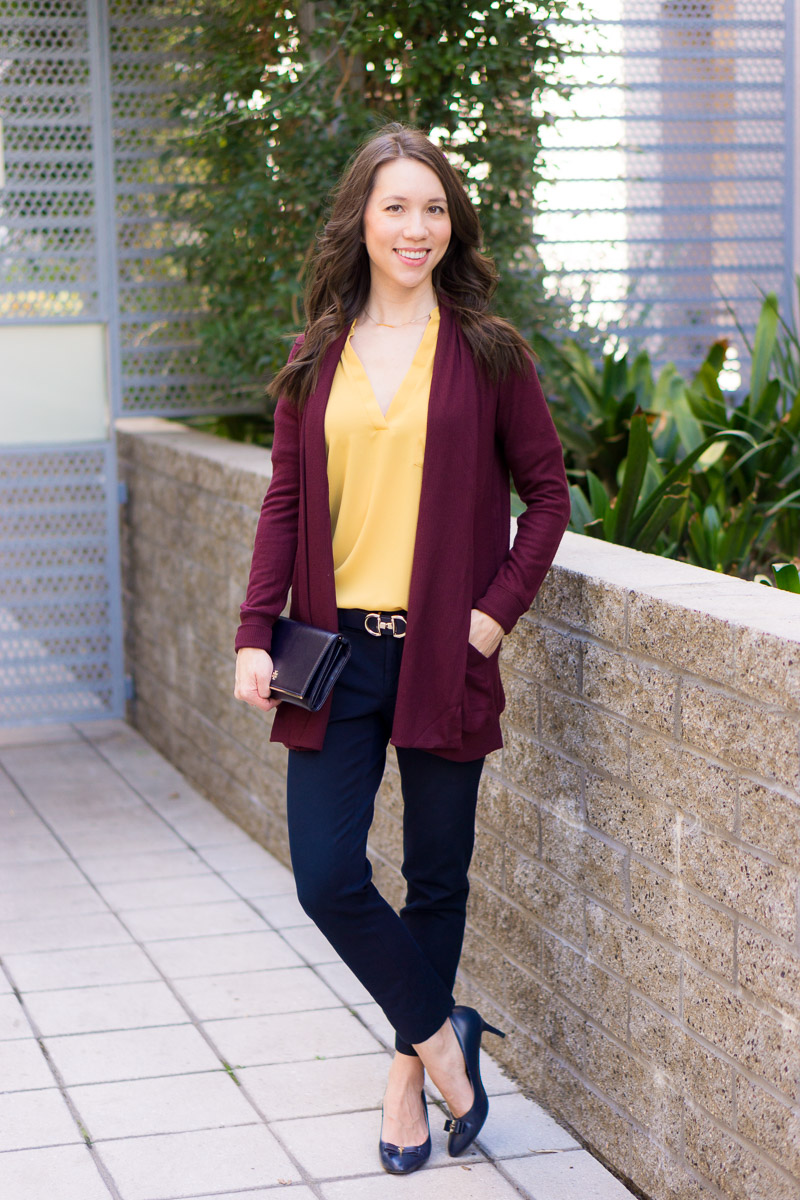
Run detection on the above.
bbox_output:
[364,612,406,638]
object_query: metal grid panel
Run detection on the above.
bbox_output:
[109,2,225,415]
[538,0,793,377]
[0,445,121,724]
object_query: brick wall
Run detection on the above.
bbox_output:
[118,420,800,1200]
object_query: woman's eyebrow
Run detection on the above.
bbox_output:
[379,193,448,204]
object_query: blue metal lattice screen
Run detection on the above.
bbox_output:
[537,0,794,379]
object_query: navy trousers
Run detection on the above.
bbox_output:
[287,617,484,1053]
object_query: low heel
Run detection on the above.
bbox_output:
[481,1020,505,1039]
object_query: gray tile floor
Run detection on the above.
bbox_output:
[0,719,636,1200]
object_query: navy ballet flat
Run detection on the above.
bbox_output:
[379,1090,431,1174]
[443,1005,506,1157]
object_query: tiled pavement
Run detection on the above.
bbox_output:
[0,719,636,1200]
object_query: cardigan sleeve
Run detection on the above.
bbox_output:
[475,359,571,633]
[234,342,304,654]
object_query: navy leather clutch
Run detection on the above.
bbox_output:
[268,618,351,711]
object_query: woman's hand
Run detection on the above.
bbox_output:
[234,647,282,712]
[468,609,504,658]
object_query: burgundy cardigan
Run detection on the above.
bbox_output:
[235,303,571,761]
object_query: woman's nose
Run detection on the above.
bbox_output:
[403,210,428,239]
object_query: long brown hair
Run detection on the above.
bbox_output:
[270,124,533,408]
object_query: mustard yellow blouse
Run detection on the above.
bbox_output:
[325,308,440,610]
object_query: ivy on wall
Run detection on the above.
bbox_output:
[165,0,572,402]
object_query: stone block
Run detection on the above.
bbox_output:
[685,1106,799,1200]
[537,566,628,645]
[680,684,800,790]
[585,1025,683,1149]
[540,811,626,910]
[585,774,678,871]
[477,771,540,852]
[180,521,232,576]
[500,666,540,729]
[505,618,582,693]
[498,732,583,820]
[582,644,677,735]
[679,823,796,941]
[586,901,681,1014]
[539,987,587,1068]
[471,824,506,891]
[468,878,541,976]
[628,994,733,1123]
[737,926,800,1020]
[633,1136,720,1200]
[506,850,585,943]
[628,590,737,684]
[735,1074,800,1179]
[502,956,548,1030]
[739,779,800,868]
[629,733,737,831]
[630,860,735,978]
[540,693,629,778]
[542,931,628,1040]
[735,625,800,713]
[683,963,800,1100]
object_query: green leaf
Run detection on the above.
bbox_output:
[611,410,650,543]
[772,563,800,593]
[749,292,779,418]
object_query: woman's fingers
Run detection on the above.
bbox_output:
[467,609,504,657]
[234,648,281,712]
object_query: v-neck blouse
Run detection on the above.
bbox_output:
[325,307,440,610]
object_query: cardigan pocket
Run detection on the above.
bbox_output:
[463,642,504,733]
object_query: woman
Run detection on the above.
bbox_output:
[234,124,570,1173]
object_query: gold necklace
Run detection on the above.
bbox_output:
[363,308,433,329]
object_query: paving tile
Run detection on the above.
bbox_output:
[1,1143,113,1200]
[320,1162,527,1199]
[69,1070,258,1140]
[123,899,267,943]
[204,1007,380,1069]
[200,842,280,872]
[239,1052,390,1120]
[145,931,303,979]
[475,1093,579,1158]
[280,924,342,965]
[96,1124,300,1199]
[4,943,160,992]
[0,883,109,923]
[0,1088,80,1150]
[43,1023,221,1086]
[58,812,187,859]
[0,723,80,748]
[0,912,130,956]
[95,873,240,912]
[160,813,254,848]
[351,1000,402,1050]
[0,743,144,820]
[0,992,33,1040]
[250,893,313,929]
[503,1149,637,1198]
[24,980,190,1036]
[220,862,296,899]
[316,961,374,1006]
[79,848,211,885]
[0,1037,58,1091]
[187,1190,316,1200]
[273,1108,482,1179]
[0,858,86,894]
[0,829,67,866]
[172,966,339,1021]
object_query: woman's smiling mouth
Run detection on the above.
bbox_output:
[395,248,429,262]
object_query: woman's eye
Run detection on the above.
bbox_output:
[386,204,403,213]
[429,205,446,215]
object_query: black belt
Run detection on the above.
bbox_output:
[338,608,407,638]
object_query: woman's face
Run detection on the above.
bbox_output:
[361,157,452,296]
